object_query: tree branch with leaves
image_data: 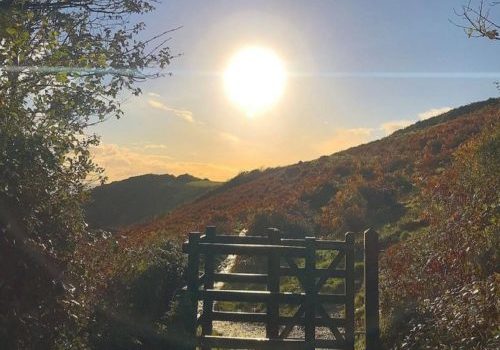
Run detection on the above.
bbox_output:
[0,1,180,348]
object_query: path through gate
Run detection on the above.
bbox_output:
[182,227,380,350]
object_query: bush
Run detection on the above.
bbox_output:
[393,276,499,349]
[380,124,500,348]
[300,183,338,210]
[89,240,187,350]
[248,210,314,238]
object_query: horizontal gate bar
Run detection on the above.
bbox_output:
[209,311,347,327]
[199,289,274,302]
[211,270,345,283]
[212,235,269,244]
[198,243,306,256]
[281,239,346,251]
[183,236,347,252]
[199,289,347,304]
[280,267,346,278]
[198,336,306,350]
[198,336,347,349]
[212,311,267,323]
[213,272,268,284]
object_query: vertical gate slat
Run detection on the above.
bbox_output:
[304,236,316,349]
[202,226,216,348]
[345,232,355,350]
[266,228,281,339]
[186,231,201,350]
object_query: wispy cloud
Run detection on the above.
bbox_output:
[418,106,452,120]
[147,92,162,98]
[92,143,238,182]
[218,131,240,143]
[379,106,453,135]
[315,128,375,154]
[380,120,413,135]
[318,104,455,153]
[142,144,169,151]
[147,99,195,123]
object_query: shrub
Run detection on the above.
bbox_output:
[380,124,500,348]
[248,210,314,238]
[89,240,187,350]
[300,183,339,210]
[393,276,499,349]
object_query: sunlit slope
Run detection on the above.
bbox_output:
[120,98,499,247]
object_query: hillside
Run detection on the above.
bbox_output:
[116,98,499,245]
[84,173,221,229]
[80,98,499,350]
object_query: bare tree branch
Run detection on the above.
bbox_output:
[453,0,499,40]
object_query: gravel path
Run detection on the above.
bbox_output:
[213,321,337,340]
[213,229,247,289]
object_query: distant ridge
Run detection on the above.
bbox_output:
[85,173,220,230]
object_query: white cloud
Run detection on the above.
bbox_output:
[418,106,452,120]
[147,92,161,98]
[218,131,240,143]
[147,99,195,123]
[380,120,413,135]
[92,143,238,182]
[316,128,375,154]
[142,144,169,151]
[379,106,454,135]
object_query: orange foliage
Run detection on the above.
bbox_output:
[80,99,499,291]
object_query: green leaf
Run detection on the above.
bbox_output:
[55,72,68,83]
[5,27,16,36]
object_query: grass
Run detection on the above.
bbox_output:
[187,180,222,188]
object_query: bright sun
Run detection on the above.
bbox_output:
[224,47,286,117]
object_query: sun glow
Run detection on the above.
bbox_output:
[223,47,286,117]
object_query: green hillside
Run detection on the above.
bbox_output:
[85,173,221,229]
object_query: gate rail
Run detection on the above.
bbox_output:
[182,227,380,350]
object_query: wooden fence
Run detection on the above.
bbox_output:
[182,226,380,350]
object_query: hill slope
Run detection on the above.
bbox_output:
[118,98,498,246]
[81,97,499,350]
[85,173,221,229]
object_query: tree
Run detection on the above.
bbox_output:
[0,1,177,348]
[454,1,499,91]
[455,0,499,40]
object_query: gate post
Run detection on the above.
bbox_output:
[201,226,216,348]
[266,227,281,339]
[364,228,380,350]
[304,236,316,350]
[345,232,355,350]
[186,231,201,349]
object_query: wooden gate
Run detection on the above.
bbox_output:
[182,227,380,350]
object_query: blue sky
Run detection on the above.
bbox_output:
[92,0,500,181]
